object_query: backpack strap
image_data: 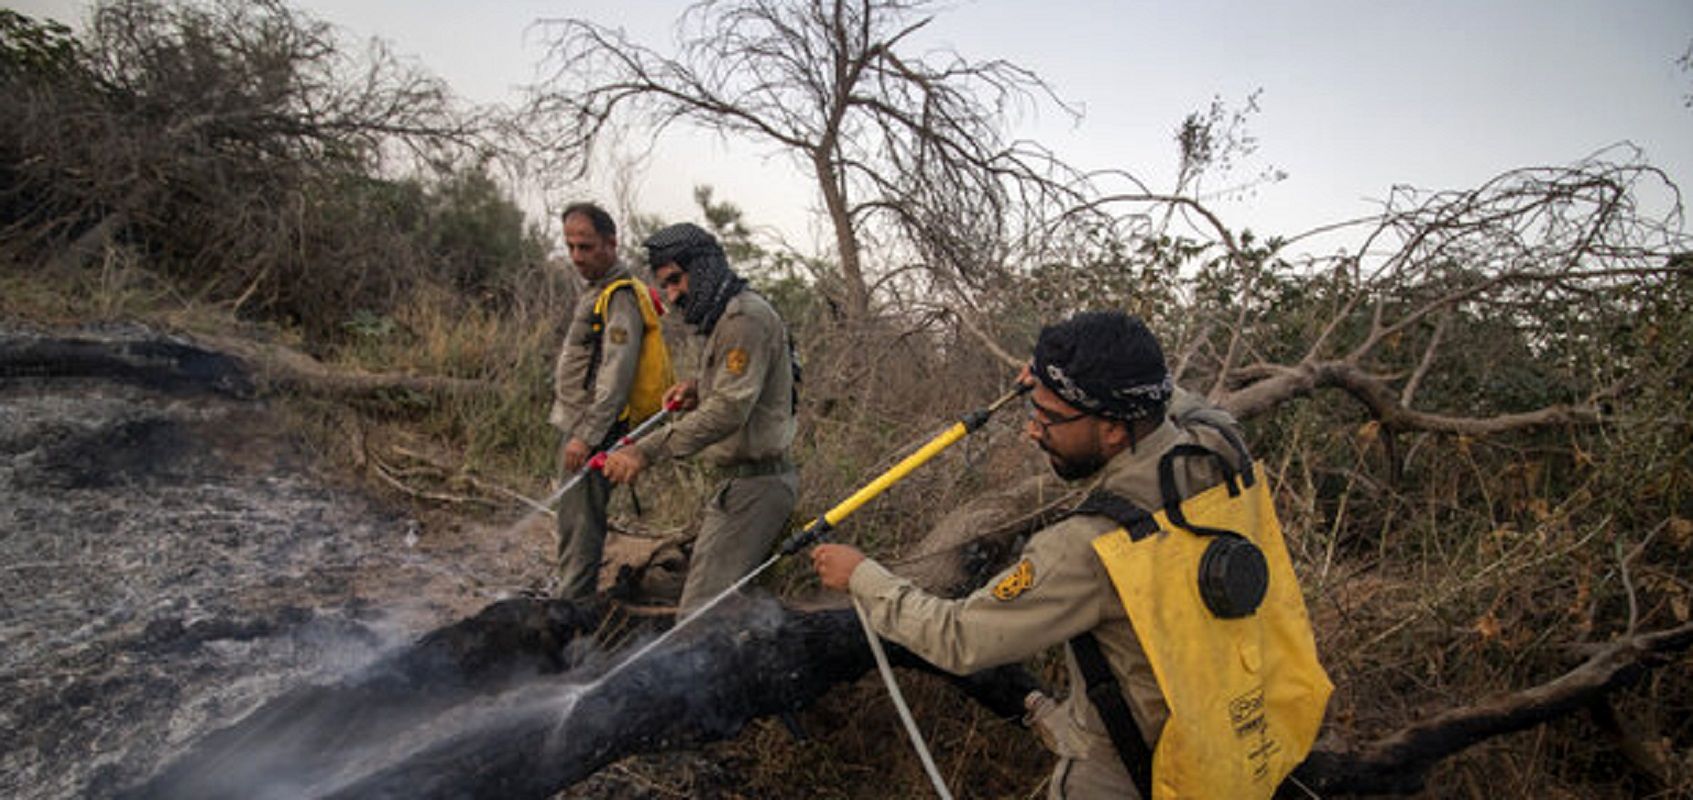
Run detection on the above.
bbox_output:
[1157,446,1241,539]
[1070,489,1160,541]
[1065,490,1158,796]
[1154,423,1271,619]
[1069,631,1155,799]
[583,279,640,393]
[787,331,801,414]
[1156,415,1255,539]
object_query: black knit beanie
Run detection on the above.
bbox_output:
[1031,311,1173,422]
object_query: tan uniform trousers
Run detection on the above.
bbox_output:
[554,466,613,602]
[676,469,797,615]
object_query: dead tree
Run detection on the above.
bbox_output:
[1174,152,1688,434]
[523,0,1099,320]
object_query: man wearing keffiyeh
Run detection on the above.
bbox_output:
[809,310,1249,799]
[602,222,798,617]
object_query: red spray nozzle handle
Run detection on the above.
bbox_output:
[587,452,609,471]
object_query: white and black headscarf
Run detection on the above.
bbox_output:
[642,223,747,335]
[1032,311,1174,423]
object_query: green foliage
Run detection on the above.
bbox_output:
[425,166,553,304]
[693,185,761,266]
[1172,90,1285,198]
[0,10,85,81]
[0,0,507,345]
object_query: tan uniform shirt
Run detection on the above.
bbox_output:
[636,290,794,469]
[549,261,644,447]
[848,407,1243,765]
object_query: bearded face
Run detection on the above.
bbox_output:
[1038,436,1109,481]
[1025,387,1112,482]
[653,263,690,311]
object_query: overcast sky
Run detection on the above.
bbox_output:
[15,0,1693,257]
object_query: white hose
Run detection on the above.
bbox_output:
[852,597,954,800]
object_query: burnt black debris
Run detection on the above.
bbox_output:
[3,325,1039,800]
[1,325,426,800]
[129,595,1036,800]
[0,325,253,398]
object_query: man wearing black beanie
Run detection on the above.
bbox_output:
[812,310,1250,799]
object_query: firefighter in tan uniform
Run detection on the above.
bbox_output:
[603,222,797,616]
[549,202,650,602]
[812,311,1243,799]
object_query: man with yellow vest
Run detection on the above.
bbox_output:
[812,311,1330,799]
[549,202,673,603]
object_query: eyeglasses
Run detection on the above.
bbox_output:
[1025,395,1088,436]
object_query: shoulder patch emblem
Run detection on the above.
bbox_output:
[607,326,629,345]
[992,559,1035,601]
[725,347,750,376]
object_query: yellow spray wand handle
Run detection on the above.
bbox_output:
[821,424,967,527]
[779,382,1030,556]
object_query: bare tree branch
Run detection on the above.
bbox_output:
[522,0,1101,319]
[1295,621,1693,795]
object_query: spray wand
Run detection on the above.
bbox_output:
[508,398,683,516]
[778,381,1031,556]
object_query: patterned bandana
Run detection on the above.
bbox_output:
[643,222,747,335]
[1031,311,1174,423]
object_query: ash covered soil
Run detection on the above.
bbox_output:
[0,325,553,799]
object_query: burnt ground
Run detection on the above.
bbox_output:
[0,324,1050,800]
[0,324,551,799]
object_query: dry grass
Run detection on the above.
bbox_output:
[1263,388,1693,796]
[1,248,224,333]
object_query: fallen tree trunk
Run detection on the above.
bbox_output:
[126,590,1693,799]
[0,327,255,397]
[1291,620,1693,795]
[125,595,1037,800]
[195,331,492,402]
[0,325,489,403]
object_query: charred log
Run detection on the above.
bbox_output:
[122,597,604,799]
[128,594,1693,799]
[0,328,253,397]
[0,325,488,404]
[126,596,1036,799]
